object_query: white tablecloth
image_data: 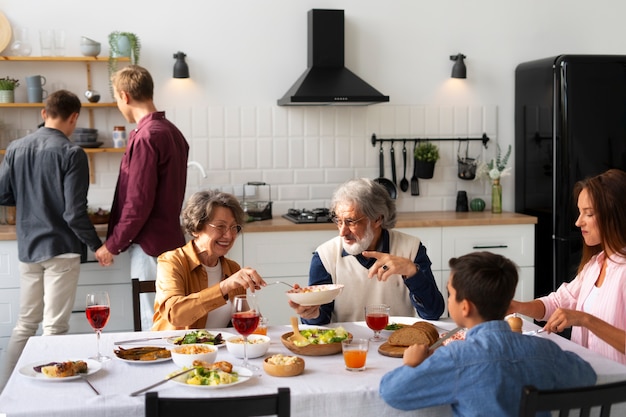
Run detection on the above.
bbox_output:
[1,319,625,417]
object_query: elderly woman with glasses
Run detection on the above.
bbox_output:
[289,178,445,325]
[152,190,266,331]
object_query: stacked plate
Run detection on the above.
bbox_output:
[71,128,102,148]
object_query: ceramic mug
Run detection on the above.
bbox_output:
[25,75,46,88]
[27,87,48,103]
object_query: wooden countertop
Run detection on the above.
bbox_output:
[0,212,536,241]
[243,211,536,233]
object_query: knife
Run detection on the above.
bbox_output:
[429,326,463,351]
[113,336,170,345]
[130,367,195,397]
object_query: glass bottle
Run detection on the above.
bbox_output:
[492,179,502,214]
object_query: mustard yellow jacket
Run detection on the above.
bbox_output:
[152,239,245,331]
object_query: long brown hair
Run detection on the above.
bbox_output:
[573,169,626,272]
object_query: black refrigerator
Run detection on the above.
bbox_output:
[515,55,626,298]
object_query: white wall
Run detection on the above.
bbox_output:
[1,0,625,213]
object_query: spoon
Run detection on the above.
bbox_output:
[269,281,294,289]
[290,316,310,346]
[400,141,409,192]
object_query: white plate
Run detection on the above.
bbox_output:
[171,365,253,389]
[19,359,102,381]
[166,331,236,348]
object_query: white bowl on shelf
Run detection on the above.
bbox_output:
[80,43,101,57]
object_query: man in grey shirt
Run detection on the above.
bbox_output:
[0,90,105,389]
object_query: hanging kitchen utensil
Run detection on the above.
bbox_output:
[410,141,419,196]
[373,142,397,199]
[390,141,397,185]
[457,141,478,180]
[400,141,409,192]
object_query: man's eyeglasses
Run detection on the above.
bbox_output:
[207,223,243,235]
[331,215,365,229]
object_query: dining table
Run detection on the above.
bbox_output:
[1,318,626,417]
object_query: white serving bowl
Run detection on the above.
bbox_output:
[170,343,217,368]
[225,334,270,359]
[80,43,101,57]
[285,284,344,306]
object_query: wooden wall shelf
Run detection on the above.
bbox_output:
[0,56,129,62]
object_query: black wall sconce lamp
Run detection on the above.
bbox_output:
[450,53,466,79]
[173,51,190,79]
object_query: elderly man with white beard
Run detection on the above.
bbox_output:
[289,178,445,325]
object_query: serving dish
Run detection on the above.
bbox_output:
[172,365,253,389]
[281,330,352,356]
[166,330,235,347]
[113,346,171,363]
[19,359,101,381]
[170,344,218,368]
[263,355,305,377]
[285,284,344,306]
[225,334,270,359]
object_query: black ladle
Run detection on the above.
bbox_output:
[400,141,409,192]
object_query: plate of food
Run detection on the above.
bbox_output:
[285,284,344,306]
[114,346,172,363]
[19,359,102,381]
[171,362,253,389]
[166,329,236,347]
[281,326,351,356]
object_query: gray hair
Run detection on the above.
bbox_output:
[181,190,246,236]
[330,178,397,229]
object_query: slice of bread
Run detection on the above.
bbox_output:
[411,321,440,345]
[41,360,88,378]
[388,326,434,347]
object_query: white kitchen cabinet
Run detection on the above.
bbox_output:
[0,242,133,352]
[441,224,535,302]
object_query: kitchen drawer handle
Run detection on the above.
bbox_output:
[472,245,508,249]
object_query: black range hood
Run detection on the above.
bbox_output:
[277,9,389,106]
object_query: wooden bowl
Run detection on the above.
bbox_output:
[280,331,352,356]
[263,355,305,377]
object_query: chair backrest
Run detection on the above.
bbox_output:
[131,278,156,332]
[145,387,290,417]
[519,380,626,417]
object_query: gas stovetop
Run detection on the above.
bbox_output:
[282,208,333,224]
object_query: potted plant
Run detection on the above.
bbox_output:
[0,77,19,103]
[414,141,440,179]
[107,31,141,95]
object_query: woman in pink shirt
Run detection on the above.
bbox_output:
[510,169,626,364]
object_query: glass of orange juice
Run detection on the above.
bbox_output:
[252,316,268,335]
[342,338,369,371]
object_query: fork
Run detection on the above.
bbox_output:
[268,281,294,289]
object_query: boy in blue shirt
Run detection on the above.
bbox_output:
[380,251,596,416]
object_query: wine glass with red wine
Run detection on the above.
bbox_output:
[86,291,111,362]
[231,294,260,371]
[365,304,390,342]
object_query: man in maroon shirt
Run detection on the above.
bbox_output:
[96,65,189,330]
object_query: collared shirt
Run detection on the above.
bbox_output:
[379,320,597,417]
[303,229,445,325]
[540,251,626,364]
[0,128,102,262]
[106,111,189,257]
[152,240,245,330]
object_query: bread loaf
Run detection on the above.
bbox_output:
[388,322,439,347]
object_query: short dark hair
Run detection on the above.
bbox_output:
[448,251,518,320]
[111,65,154,101]
[44,90,81,120]
[181,190,245,236]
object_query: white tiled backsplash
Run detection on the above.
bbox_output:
[81,104,499,214]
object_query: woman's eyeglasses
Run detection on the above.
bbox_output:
[207,223,243,235]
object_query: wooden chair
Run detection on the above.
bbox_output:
[145,387,290,417]
[131,278,156,332]
[519,380,626,417]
